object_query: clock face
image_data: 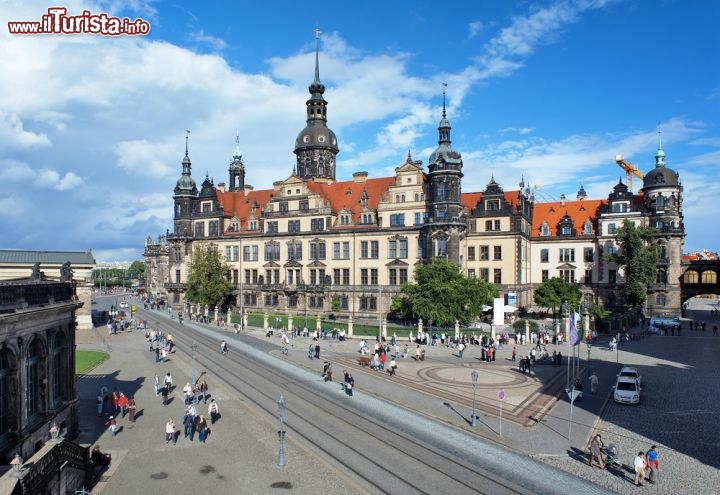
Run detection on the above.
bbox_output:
[318,135,326,143]
[332,138,336,145]
[303,135,310,143]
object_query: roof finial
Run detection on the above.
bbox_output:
[185,129,191,157]
[313,23,322,84]
[442,82,448,118]
[407,150,412,162]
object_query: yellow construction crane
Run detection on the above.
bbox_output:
[615,154,644,192]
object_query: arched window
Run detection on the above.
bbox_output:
[683,270,699,284]
[656,269,667,284]
[0,348,14,436]
[656,293,666,306]
[26,338,44,419]
[51,332,68,407]
[702,271,717,284]
[656,195,665,210]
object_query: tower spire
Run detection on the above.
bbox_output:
[442,82,447,118]
[314,24,321,85]
[185,129,190,157]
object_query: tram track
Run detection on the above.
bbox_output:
[141,310,612,495]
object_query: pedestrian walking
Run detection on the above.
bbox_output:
[197,415,209,443]
[154,373,160,396]
[96,394,103,417]
[634,451,647,486]
[589,371,599,394]
[314,343,321,359]
[208,399,220,424]
[165,418,176,444]
[586,434,605,469]
[511,346,517,362]
[161,384,169,406]
[155,344,160,362]
[128,396,137,422]
[164,372,173,391]
[458,341,465,358]
[645,445,660,484]
[200,380,208,404]
[183,410,195,440]
[183,382,192,405]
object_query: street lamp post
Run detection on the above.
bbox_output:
[586,342,592,373]
[470,369,479,427]
[277,394,286,467]
[191,343,198,385]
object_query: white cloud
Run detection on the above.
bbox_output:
[468,21,484,39]
[0,111,51,149]
[189,29,227,51]
[35,168,85,190]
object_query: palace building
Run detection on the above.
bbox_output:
[144,37,684,324]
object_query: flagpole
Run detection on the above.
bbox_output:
[565,303,571,390]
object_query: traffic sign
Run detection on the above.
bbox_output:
[498,390,505,401]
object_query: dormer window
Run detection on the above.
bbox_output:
[561,225,571,235]
[583,220,593,235]
[541,222,550,236]
[486,199,500,211]
[611,202,629,213]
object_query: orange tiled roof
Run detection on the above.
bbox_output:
[215,177,397,227]
[531,199,606,237]
[306,177,396,223]
[216,189,275,231]
[461,190,524,214]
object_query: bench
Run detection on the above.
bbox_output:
[358,355,371,367]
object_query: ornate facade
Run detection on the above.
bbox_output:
[0,267,90,493]
[144,37,684,321]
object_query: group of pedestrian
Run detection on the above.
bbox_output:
[587,434,661,487]
[98,386,138,437]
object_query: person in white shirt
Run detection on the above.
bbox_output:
[634,451,647,486]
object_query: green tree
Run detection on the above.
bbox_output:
[400,258,498,326]
[608,220,658,308]
[185,244,234,308]
[127,260,145,279]
[533,277,581,316]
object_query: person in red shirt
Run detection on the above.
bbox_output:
[379,351,387,371]
[117,392,129,417]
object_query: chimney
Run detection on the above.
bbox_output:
[217,182,226,193]
[244,184,254,195]
[353,171,369,184]
[560,194,566,206]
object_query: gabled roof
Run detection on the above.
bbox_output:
[531,199,606,237]
[0,250,96,265]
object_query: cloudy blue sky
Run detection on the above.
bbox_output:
[1,0,718,262]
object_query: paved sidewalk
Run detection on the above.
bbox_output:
[75,324,363,495]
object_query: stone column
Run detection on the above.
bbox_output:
[348,316,354,337]
[417,319,423,335]
[226,311,232,325]
[491,324,496,340]
[455,319,460,339]
[554,319,560,339]
[288,315,294,333]
[381,318,387,340]
[243,311,248,330]
[263,312,269,331]
[316,317,322,332]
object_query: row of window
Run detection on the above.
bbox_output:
[467,268,503,284]
[467,245,503,261]
[239,267,409,286]
[242,291,380,311]
[233,239,410,262]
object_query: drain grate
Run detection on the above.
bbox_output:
[270,481,293,489]
[150,472,168,480]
